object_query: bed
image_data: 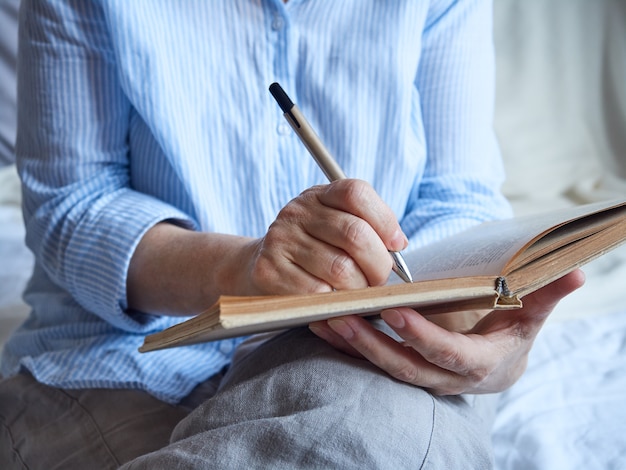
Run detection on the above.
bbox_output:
[489,1,626,468]
[1,0,626,468]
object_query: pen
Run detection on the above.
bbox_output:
[269,82,413,284]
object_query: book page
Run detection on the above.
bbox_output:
[389,199,626,284]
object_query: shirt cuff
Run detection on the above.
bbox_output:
[63,188,198,332]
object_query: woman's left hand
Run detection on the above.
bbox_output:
[309,269,585,395]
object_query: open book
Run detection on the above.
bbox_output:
[140,198,626,352]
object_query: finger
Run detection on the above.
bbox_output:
[518,269,586,322]
[273,187,390,287]
[308,321,363,358]
[261,204,370,291]
[250,248,333,295]
[326,315,464,393]
[380,308,489,379]
[303,206,393,287]
[250,234,337,295]
[470,269,587,340]
[286,234,370,290]
[316,179,408,252]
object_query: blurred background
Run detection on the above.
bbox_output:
[494,0,626,214]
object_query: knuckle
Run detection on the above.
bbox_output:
[426,349,493,391]
[338,179,371,207]
[262,223,289,252]
[328,254,355,284]
[465,366,490,386]
[343,218,369,246]
[389,364,420,385]
[302,184,326,196]
[427,347,466,372]
[276,201,304,223]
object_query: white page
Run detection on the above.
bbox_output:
[388,199,625,284]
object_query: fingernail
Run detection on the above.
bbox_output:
[382,309,405,329]
[391,229,409,251]
[327,319,354,340]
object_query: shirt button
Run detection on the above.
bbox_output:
[277,123,291,135]
[219,341,233,355]
[272,15,284,31]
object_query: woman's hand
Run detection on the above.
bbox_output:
[244,179,408,295]
[309,270,585,394]
[128,179,407,316]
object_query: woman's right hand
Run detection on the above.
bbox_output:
[127,179,408,316]
[243,179,408,295]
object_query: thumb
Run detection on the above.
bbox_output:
[469,269,586,338]
[520,269,586,322]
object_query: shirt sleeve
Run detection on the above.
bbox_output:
[401,0,513,248]
[16,0,197,331]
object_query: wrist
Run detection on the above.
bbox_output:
[127,222,256,316]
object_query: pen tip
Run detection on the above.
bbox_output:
[397,268,413,284]
[390,251,413,284]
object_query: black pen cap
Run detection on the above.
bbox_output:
[269,82,294,113]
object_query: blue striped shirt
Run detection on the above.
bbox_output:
[2,0,511,404]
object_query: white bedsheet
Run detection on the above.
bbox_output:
[1,200,625,469]
[492,309,626,470]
